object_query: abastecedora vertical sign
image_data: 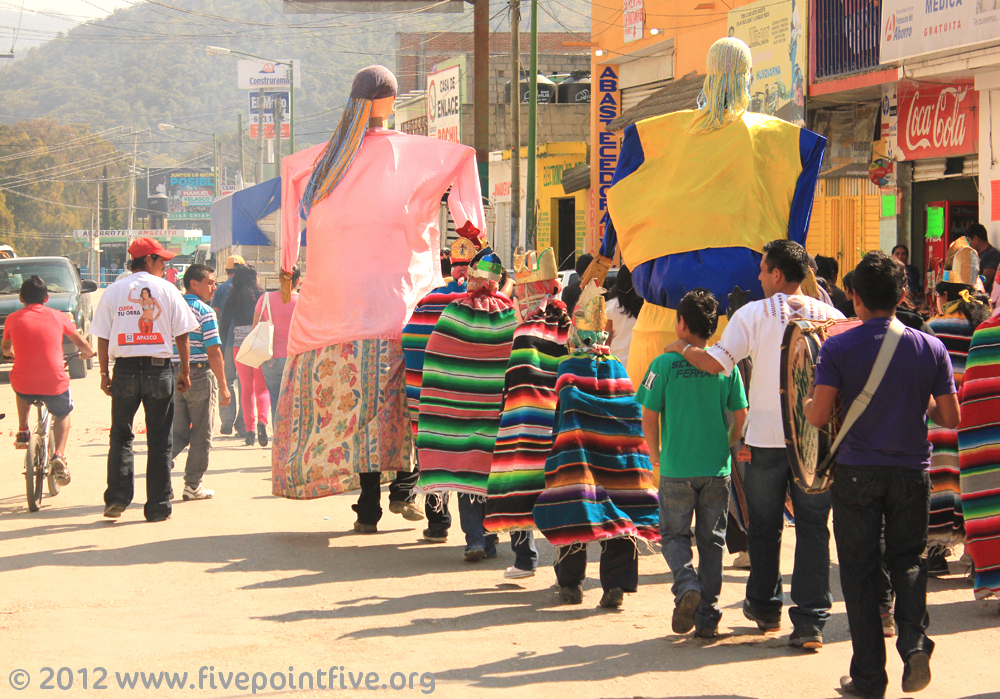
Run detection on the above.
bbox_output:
[895,80,977,160]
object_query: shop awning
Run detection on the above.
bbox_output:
[561,164,591,194]
[606,71,704,132]
[210,177,281,253]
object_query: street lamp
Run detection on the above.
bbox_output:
[205,46,296,156]
[158,123,219,198]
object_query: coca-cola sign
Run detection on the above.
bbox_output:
[896,80,977,161]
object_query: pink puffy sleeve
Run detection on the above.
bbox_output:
[280,143,326,275]
[446,148,485,241]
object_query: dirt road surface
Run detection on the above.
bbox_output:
[1,353,998,699]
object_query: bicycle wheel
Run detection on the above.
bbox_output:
[24,433,43,512]
[46,426,60,497]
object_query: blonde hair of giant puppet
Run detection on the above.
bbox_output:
[626,301,731,483]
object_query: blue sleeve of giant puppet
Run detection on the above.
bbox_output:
[789,128,827,246]
[599,124,645,258]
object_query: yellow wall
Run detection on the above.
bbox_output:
[535,143,588,260]
[806,178,882,276]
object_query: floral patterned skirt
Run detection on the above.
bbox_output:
[271,338,413,499]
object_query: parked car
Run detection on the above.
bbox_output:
[0,256,98,378]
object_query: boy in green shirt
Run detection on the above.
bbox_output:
[636,289,748,638]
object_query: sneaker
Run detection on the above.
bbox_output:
[245,432,255,446]
[183,484,214,501]
[257,422,268,447]
[880,605,895,638]
[695,625,719,639]
[732,551,751,569]
[49,453,71,486]
[220,425,233,436]
[599,587,624,609]
[464,548,484,563]
[840,676,885,699]
[146,513,172,523]
[353,521,377,533]
[902,651,931,693]
[504,566,535,579]
[672,589,701,634]
[483,549,498,560]
[389,500,425,521]
[103,502,127,519]
[742,599,781,632]
[15,430,29,449]
[422,528,448,543]
[789,628,823,650]
[558,585,583,604]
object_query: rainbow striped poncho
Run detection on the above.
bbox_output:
[957,316,1000,600]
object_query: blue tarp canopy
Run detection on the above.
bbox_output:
[210,177,280,253]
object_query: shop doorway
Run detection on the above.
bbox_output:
[911,176,978,274]
[556,198,576,270]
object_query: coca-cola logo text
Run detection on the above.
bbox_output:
[902,84,973,156]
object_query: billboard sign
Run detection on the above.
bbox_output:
[880,0,1000,64]
[249,91,291,139]
[237,59,301,90]
[895,80,977,160]
[427,65,461,143]
[623,0,644,43]
[728,0,806,127]
[145,168,215,220]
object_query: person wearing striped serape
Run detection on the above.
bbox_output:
[485,247,570,579]
[416,248,518,562]
[532,280,660,608]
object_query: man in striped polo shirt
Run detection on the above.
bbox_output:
[172,264,231,500]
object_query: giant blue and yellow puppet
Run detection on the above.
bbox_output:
[589,37,827,386]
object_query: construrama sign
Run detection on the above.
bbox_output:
[895,80,977,160]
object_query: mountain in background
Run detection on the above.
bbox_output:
[0,0,590,162]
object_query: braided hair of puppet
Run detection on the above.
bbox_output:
[688,37,752,135]
[299,65,397,220]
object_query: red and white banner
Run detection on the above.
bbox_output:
[896,80,977,161]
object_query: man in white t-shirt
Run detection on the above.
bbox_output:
[664,239,844,650]
[92,237,199,522]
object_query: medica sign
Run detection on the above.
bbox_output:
[880,0,1000,63]
[895,80,977,160]
[427,65,461,143]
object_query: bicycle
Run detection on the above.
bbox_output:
[22,352,79,512]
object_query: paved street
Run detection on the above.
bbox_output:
[1,365,998,699]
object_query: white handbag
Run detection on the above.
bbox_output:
[236,292,274,368]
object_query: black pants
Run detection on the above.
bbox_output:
[555,539,638,592]
[354,470,450,528]
[104,357,175,521]
[725,512,747,554]
[832,464,934,698]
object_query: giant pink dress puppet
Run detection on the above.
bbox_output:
[272,66,486,504]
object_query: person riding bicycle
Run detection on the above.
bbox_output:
[1,275,95,485]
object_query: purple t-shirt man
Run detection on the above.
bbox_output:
[814,317,956,469]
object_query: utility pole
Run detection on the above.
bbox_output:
[126,130,137,247]
[274,94,284,181]
[473,0,489,192]
[257,87,266,184]
[510,0,521,263]
[213,133,219,198]
[237,112,246,186]
[288,60,295,155]
[526,0,539,249]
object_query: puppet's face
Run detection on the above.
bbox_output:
[513,280,558,323]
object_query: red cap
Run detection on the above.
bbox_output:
[127,236,176,260]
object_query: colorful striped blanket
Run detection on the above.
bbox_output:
[927,313,972,546]
[532,354,660,547]
[958,316,1000,600]
[401,279,467,433]
[416,295,517,495]
[484,302,570,533]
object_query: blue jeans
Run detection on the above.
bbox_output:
[220,347,244,433]
[743,446,832,632]
[458,494,537,568]
[260,356,286,424]
[833,464,934,698]
[659,476,730,630]
[105,357,175,521]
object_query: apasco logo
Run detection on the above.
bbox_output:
[259,63,276,74]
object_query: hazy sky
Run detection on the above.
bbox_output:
[29,0,131,19]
